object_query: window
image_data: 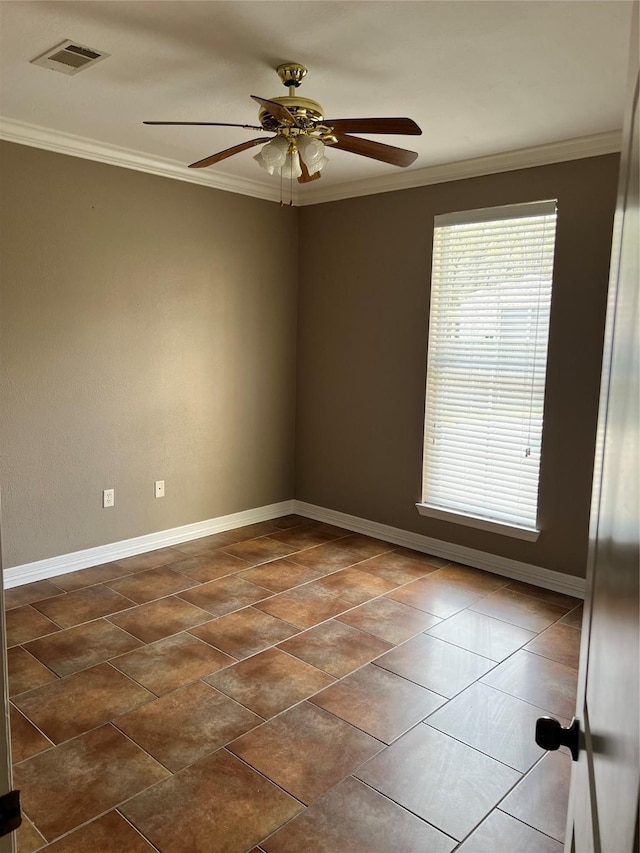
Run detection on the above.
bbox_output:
[418,200,558,541]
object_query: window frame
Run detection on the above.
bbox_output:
[416,199,558,541]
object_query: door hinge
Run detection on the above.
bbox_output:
[0,790,21,837]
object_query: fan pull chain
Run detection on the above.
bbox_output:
[289,157,294,206]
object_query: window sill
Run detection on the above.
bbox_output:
[415,503,540,542]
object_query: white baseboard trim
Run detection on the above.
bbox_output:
[293,500,586,599]
[3,500,295,589]
[3,497,585,599]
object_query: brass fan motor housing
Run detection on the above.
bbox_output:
[258,96,325,131]
[259,63,324,131]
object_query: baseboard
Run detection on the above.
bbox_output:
[3,500,295,589]
[3,497,585,599]
[293,500,586,599]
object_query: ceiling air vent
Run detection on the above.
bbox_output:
[31,40,110,76]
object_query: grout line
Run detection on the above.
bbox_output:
[27,592,141,632]
[17,618,147,681]
[353,774,461,844]
[523,644,580,670]
[494,802,569,845]
[417,718,529,774]
[492,751,564,822]
[464,603,574,633]
[475,672,575,721]
[201,680,344,739]
[306,680,445,747]
[223,746,311,806]
[369,657,463,701]
[8,701,56,760]
[427,679,574,724]
[102,659,162,701]
[8,644,63,689]
[417,629,509,664]
[6,607,64,647]
[116,809,163,852]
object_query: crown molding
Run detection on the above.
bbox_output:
[297,130,623,206]
[0,116,285,204]
[0,117,621,207]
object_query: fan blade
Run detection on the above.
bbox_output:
[331,133,418,167]
[251,96,297,126]
[298,160,322,184]
[188,137,273,169]
[324,118,421,135]
[144,121,265,130]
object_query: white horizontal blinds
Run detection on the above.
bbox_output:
[422,200,558,530]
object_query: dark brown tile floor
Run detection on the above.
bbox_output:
[6,516,581,852]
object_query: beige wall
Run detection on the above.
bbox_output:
[296,156,619,577]
[0,144,619,578]
[0,142,298,567]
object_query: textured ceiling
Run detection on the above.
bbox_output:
[0,1,633,199]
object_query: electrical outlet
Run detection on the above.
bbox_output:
[154,480,165,499]
[103,488,115,508]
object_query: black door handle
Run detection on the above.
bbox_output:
[0,790,21,837]
[535,716,580,761]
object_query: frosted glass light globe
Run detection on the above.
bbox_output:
[280,151,302,180]
[306,154,329,176]
[254,136,288,174]
[297,135,325,167]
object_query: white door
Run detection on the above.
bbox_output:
[0,497,16,853]
[565,8,639,850]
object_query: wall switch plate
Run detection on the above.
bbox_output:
[154,480,165,499]
[103,488,115,508]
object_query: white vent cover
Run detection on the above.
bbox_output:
[31,40,110,76]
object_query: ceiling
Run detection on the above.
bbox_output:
[0,1,633,204]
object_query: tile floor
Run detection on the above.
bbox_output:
[5,515,582,852]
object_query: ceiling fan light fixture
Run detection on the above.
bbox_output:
[305,152,329,176]
[254,135,288,174]
[255,133,326,179]
[148,64,421,185]
[280,151,302,180]
[297,135,328,175]
[297,134,325,166]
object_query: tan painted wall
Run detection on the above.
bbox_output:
[0,144,619,578]
[296,156,619,577]
[0,142,298,567]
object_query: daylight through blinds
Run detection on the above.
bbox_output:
[422,200,558,530]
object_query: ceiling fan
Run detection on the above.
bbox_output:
[144,63,421,185]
